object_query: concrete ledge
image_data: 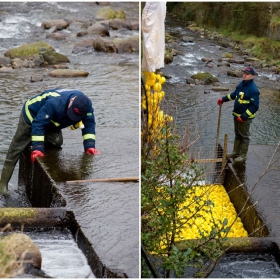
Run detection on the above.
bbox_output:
[0,207,126,278]
[18,148,130,278]
[18,149,66,208]
[224,162,269,237]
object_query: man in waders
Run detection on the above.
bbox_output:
[217,67,260,163]
[0,88,99,195]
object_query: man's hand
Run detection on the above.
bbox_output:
[236,116,244,123]
[217,98,223,106]
[31,150,44,163]
[86,148,99,155]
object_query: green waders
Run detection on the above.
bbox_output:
[230,117,252,163]
[227,138,241,158]
[0,112,63,195]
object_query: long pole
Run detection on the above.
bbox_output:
[215,105,222,158]
[66,177,139,184]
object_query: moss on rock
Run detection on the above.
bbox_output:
[0,208,36,220]
[95,7,126,20]
[4,41,54,59]
[191,72,219,84]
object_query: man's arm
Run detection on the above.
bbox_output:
[81,108,96,152]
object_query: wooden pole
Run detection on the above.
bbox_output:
[215,105,222,158]
[66,177,139,184]
[222,133,228,184]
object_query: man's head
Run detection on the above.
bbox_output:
[243,67,255,81]
[67,94,90,122]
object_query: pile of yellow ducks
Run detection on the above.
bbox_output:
[176,184,248,240]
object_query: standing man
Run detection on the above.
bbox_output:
[0,88,99,195]
[217,67,260,163]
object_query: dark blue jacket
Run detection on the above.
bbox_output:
[22,88,96,152]
[222,79,260,120]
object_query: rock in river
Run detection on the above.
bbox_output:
[49,69,89,77]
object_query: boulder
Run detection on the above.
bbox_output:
[30,75,44,82]
[87,22,109,36]
[49,69,89,77]
[41,19,69,30]
[109,19,131,30]
[53,64,69,69]
[4,41,54,59]
[1,233,42,269]
[129,20,139,30]
[92,37,117,53]
[46,33,66,40]
[0,55,11,67]
[0,67,13,72]
[190,72,219,85]
[72,39,94,54]
[227,70,243,78]
[182,36,194,42]
[217,61,230,67]
[228,58,244,64]
[113,35,139,53]
[211,87,229,91]
[39,48,70,65]
[77,31,89,37]
[11,58,24,69]
[201,57,213,62]
[95,6,126,20]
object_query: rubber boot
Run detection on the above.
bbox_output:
[0,163,14,195]
[227,139,241,158]
[234,142,249,163]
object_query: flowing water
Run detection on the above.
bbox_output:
[21,229,95,278]
[0,2,139,277]
[162,14,280,149]
[160,14,280,278]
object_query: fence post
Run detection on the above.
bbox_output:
[222,133,228,184]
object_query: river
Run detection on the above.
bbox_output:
[162,13,280,149]
[160,12,280,278]
[0,2,139,278]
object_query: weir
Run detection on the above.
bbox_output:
[2,146,136,278]
[142,143,280,277]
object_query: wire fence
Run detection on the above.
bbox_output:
[141,77,228,186]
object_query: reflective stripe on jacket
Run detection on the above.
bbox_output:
[22,88,96,152]
[222,79,260,120]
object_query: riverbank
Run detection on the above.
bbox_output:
[167,3,280,69]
